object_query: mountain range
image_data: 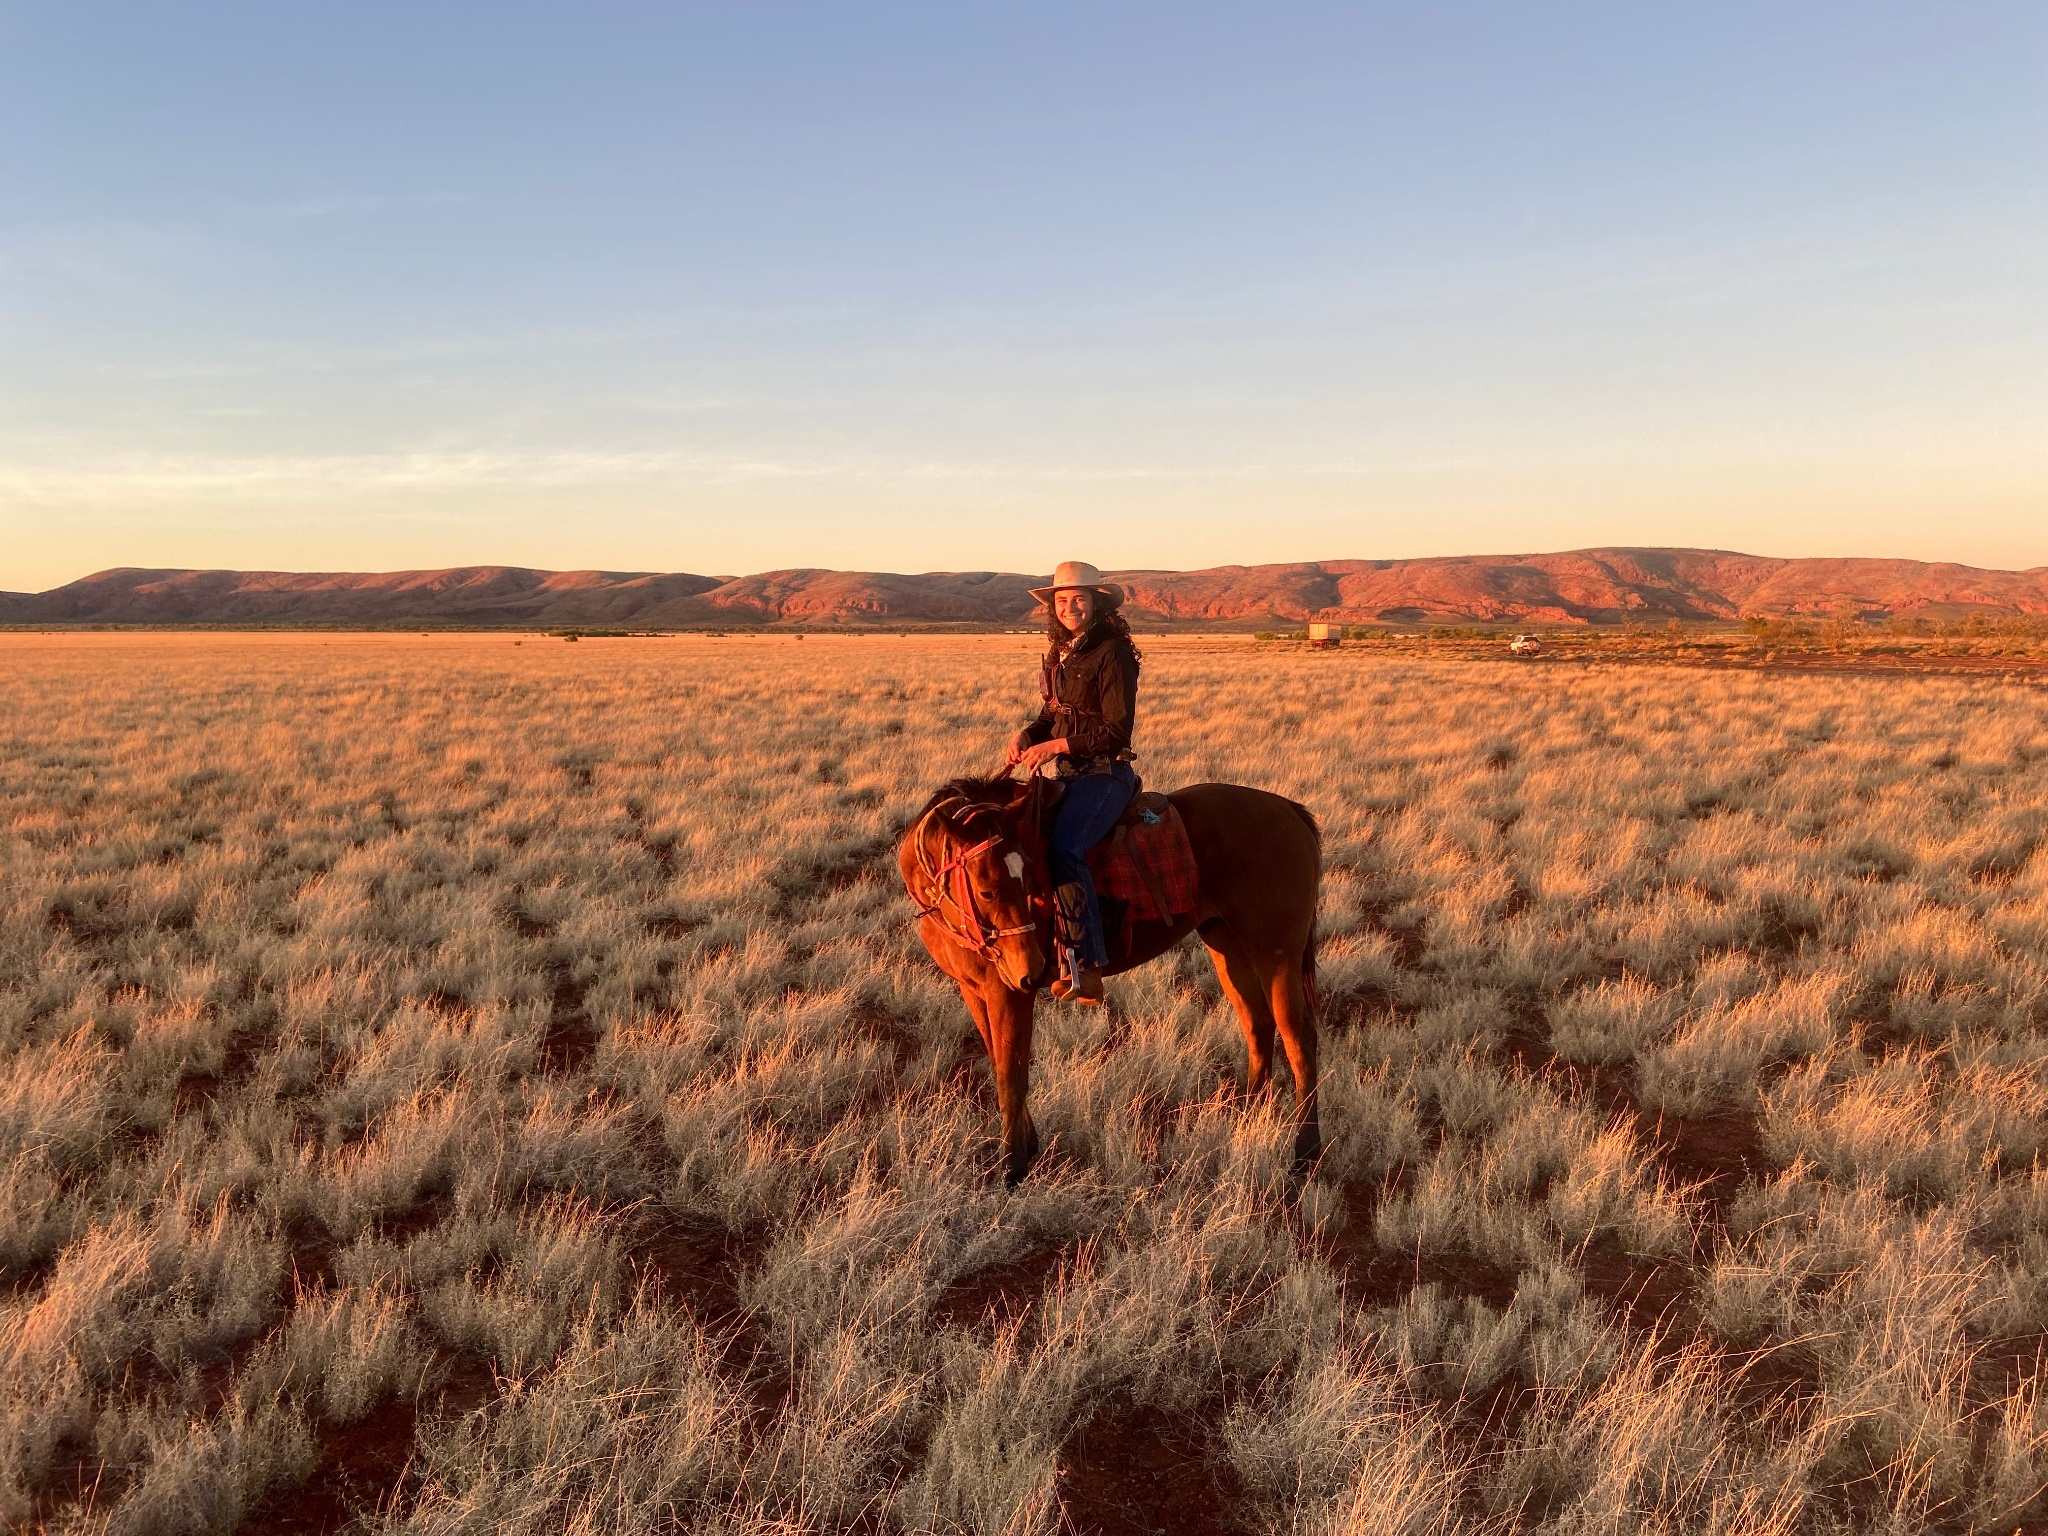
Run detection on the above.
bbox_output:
[5,548,2046,629]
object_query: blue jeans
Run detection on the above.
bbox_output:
[1048,763,1137,968]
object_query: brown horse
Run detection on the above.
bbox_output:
[900,774,1323,1185]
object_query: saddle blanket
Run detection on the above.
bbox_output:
[1087,796,1199,924]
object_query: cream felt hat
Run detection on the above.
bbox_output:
[1028,560,1124,608]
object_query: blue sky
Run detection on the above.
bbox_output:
[1,2,2042,590]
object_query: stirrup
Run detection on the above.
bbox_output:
[1052,946,1105,1005]
[1067,967,1105,1005]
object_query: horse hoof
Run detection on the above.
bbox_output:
[1003,1125,1042,1187]
[1290,1127,1323,1179]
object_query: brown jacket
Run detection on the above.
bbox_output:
[1023,626,1139,759]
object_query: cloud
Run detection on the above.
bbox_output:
[0,219,219,296]
[266,190,478,221]
[0,445,1419,506]
[0,448,833,502]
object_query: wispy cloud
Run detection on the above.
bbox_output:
[0,445,1417,506]
[0,219,220,296]
[0,448,832,501]
[265,190,478,221]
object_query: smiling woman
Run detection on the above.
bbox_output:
[1009,561,1143,1002]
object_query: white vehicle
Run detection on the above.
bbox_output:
[1508,634,1543,656]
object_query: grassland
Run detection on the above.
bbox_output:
[4,631,2047,1536]
[1254,617,2048,677]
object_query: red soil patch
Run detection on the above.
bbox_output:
[627,1213,794,1432]
[846,998,926,1072]
[171,1030,266,1117]
[927,1242,1072,1335]
[1575,1239,1698,1335]
[1973,1332,2048,1410]
[1316,1179,1522,1313]
[626,1213,759,1329]
[237,1350,504,1536]
[240,1399,422,1536]
[1058,1400,1243,1536]
[507,906,552,940]
[33,1445,127,1528]
[1360,901,1430,971]
[499,899,601,1074]
[1458,1369,1545,1467]
[1643,1108,1764,1216]
[43,895,128,947]
[1342,1245,1524,1316]
[1488,1004,1769,1227]
[642,911,703,939]
[537,966,598,1074]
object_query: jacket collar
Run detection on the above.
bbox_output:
[1062,622,1108,659]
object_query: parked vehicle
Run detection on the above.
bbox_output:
[1509,634,1543,656]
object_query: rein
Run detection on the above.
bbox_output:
[908,794,1041,962]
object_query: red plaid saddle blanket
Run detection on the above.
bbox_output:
[1087,794,1199,924]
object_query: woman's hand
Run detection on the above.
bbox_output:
[1005,728,1036,766]
[1016,738,1069,774]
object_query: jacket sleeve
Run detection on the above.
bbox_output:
[1065,639,1137,755]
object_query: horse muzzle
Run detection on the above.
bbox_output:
[998,938,1049,994]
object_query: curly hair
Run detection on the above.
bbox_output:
[1047,605,1141,673]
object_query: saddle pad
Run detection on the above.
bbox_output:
[1087,800,1198,924]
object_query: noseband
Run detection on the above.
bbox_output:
[908,799,1040,964]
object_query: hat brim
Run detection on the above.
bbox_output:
[1028,582,1123,608]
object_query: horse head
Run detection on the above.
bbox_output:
[901,774,1050,994]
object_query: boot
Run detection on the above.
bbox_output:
[1050,944,1106,1006]
[1050,884,1107,1005]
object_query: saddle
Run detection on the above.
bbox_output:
[1086,790,1199,931]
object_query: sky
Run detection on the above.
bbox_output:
[1,2,2042,592]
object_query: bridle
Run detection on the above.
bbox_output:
[908,797,1041,964]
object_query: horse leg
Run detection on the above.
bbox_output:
[961,981,996,1064]
[1199,921,1278,1095]
[1266,951,1323,1172]
[980,980,1041,1186]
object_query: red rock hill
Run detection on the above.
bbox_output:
[4,549,2044,627]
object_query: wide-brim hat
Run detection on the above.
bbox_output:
[1029,560,1124,608]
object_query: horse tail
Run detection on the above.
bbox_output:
[1282,796,1321,1020]
[1293,926,1316,1023]
[1283,797,1321,851]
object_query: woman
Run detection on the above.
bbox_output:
[1007,561,1141,1004]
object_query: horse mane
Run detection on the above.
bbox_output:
[916,774,1021,834]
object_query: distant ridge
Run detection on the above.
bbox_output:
[5,549,2046,628]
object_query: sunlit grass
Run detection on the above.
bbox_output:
[4,631,2046,1534]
